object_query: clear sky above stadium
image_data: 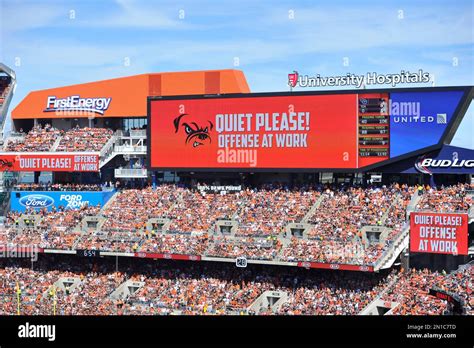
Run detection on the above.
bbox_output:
[1,0,472,148]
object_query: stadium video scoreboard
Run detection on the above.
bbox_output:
[148,88,467,170]
[358,93,390,158]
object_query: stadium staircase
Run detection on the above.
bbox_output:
[359,273,400,315]
[380,193,402,225]
[0,63,16,140]
[467,191,474,223]
[228,193,249,221]
[246,290,289,314]
[406,189,421,216]
[109,279,145,301]
[374,225,410,271]
[373,190,422,271]
[0,191,10,217]
[301,195,324,223]
[43,277,82,299]
[275,236,291,261]
[50,136,62,151]
[99,130,147,169]
[100,190,120,212]
[98,133,120,168]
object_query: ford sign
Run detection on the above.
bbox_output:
[19,194,55,209]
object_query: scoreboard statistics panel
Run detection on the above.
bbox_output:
[358,93,390,167]
[148,89,465,170]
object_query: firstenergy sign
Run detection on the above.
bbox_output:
[44,95,112,115]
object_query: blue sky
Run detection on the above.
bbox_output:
[1,0,473,147]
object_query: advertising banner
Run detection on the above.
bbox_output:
[148,88,468,170]
[11,190,115,212]
[389,91,463,158]
[410,212,468,255]
[196,184,242,193]
[0,153,99,172]
[134,252,201,261]
[297,261,374,272]
[377,145,474,174]
[150,94,359,169]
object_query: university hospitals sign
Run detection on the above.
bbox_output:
[288,69,432,89]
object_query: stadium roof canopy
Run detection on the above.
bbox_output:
[0,63,16,132]
[11,69,250,119]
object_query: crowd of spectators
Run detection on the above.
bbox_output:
[55,270,124,315]
[139,233,209,256]
[281,238,366,264]
[306,184,409,241]
[101,186,179,233]
[277,272,388,315]
[0,267,64,315]
[384,186,414,228]
[0,253,471,316]
[3,182,472,266]
[4,124,61,152]
[416,183,473,213]
[168,189,242,233]
[0,258,123,315]
[206,236,282,260]
[124,268,266,315]
[5,206,100,250]
[56,127,113,152]
[0,256,392,315]
[235,188,319,237]
[4,254,471,316]
[381,265,473,315]
[4,125,113,152]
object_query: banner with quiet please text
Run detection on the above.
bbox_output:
[0,153,99,172]
[410,212,468,255]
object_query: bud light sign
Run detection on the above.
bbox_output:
[11,190,115,212]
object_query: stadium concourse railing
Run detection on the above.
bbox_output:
[129,129,147,138]
[114,168,147,178]
[5,243,375,273]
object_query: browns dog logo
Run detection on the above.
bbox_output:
[0,158,14,171]
[173,113,213,148]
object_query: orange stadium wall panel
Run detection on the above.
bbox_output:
[11,70,250,119]
[12,74,150,119]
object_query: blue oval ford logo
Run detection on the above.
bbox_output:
[19,194,54,208]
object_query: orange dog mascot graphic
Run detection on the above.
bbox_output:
[173,113,213,148]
